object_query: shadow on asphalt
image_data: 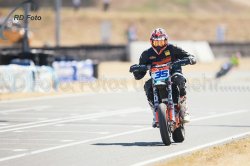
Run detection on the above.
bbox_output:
[92,142,165,147]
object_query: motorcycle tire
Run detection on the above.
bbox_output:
[158,103,172,146]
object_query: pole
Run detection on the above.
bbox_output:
[55,0,61,47]
[22,2,30,53]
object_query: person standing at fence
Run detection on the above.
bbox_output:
[103,0,111,12]
[127,24,138,42]
[216,24,226,42]
[72,0,81,11]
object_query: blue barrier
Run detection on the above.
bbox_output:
[52,59,95,82]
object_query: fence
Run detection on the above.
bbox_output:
[0,42,250,64]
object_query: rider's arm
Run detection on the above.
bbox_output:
[172,45,196,65]
[132,51,148,80]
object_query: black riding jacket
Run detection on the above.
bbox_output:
[133,44,196,80]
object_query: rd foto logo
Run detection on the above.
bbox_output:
[0,0,40,40]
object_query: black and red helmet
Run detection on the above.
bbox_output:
[150,28,168,53]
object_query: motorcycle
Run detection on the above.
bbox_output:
[130,62,185,146]
[215,62,233,79]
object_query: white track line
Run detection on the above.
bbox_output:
[0,108,146,132]
[0,127,152,162]
[191,109,249,122]
[131,131,250,166]
[0,106,50,114]
[0,109,248,162]
[0,93,97,104]
[0,91,132,104]
[0,117,74,130]
[0,138,66,141]
[0,107,146,130]
[16,130,110,134]
[0,109,246,132]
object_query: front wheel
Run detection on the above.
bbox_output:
[158,103,171,146]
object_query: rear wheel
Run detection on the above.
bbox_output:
[158,103,171,146]
[172,125,185,143]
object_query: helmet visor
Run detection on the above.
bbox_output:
[152,40,167,47]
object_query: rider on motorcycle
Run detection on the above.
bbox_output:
[130,28,196,127]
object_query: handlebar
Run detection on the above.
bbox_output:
[130,63,171,73]
[130,59,189,73]
[129,65,149,73]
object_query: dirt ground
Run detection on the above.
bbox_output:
[155,136,250,166]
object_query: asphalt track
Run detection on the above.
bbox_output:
[0,72,250,166]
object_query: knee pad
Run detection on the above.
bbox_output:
[144,79,154,102]
[180,88,186,96]
[172,74,186,90]
[172,85,179,104]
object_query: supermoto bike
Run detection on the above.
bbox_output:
[130,62,185,146]
[215,62,233,79]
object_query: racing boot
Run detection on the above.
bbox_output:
[179,96,191,123]
[149,101,159,128]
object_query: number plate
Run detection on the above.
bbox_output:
[151,66,170,81]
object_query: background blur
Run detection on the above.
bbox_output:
[1,0,250,46]
[0,1,250,165]
[0,0,250,95]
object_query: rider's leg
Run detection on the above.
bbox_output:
[144,79,154,108]
[179,93,190,123]
[144,79,157,127]
[171,73,190,123]
[172,84,179,104]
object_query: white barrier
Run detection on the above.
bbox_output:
[129,41,215,63]
[0,59,95,93]
[52,60,95,82]
[35,66,58,92]
[0,65,56,93]
[0,65,35,93]
[172,41,215,63]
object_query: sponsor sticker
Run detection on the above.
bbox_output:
[149,56,156,60]
[164,50,170,57]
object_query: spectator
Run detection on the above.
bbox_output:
[101,20,112,44]
[72,0,81,11]
[127,24,138,42]
[103,0,111,12]
[216,24,226,42]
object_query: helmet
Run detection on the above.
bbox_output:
[150,28,168,54]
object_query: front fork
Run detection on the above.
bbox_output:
[152,78,176,125]
[167,78,176,123]
[153,86,159,123]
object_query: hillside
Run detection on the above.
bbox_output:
[109,0,250,13]
[0,0,250,46]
